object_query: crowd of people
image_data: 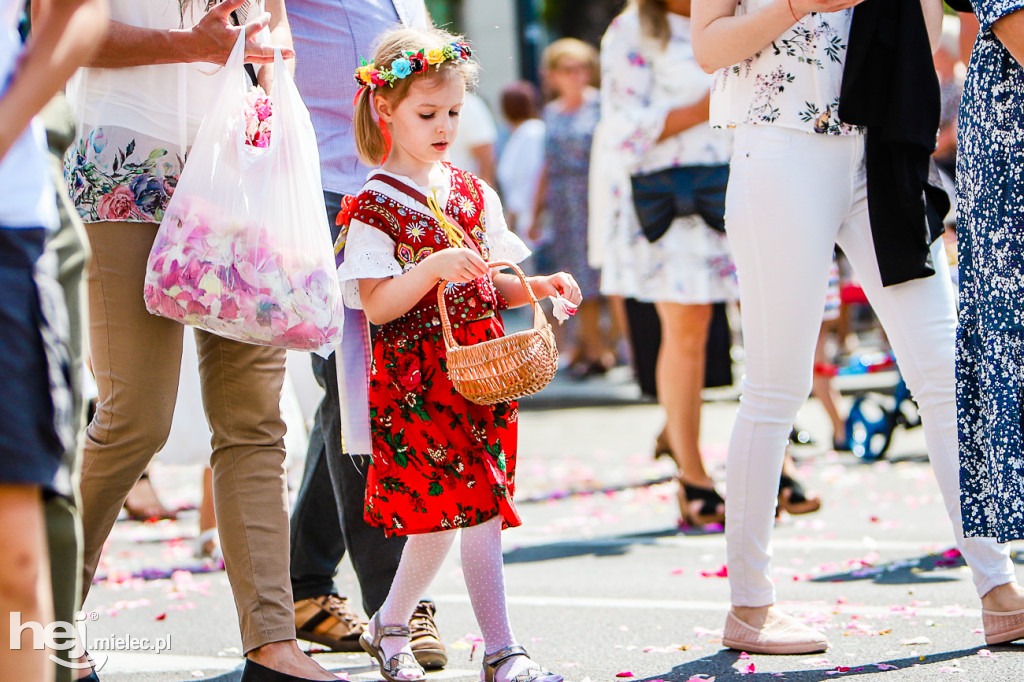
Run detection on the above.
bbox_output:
[6,0,1024,680]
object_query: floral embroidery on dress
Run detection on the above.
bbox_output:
[64,127,182,224]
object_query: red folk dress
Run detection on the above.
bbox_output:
[338,163,531,537]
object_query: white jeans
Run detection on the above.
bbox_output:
[724,125,1015,607]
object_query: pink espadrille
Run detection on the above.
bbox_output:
[983,607,1024,645]
[722,609,829,655]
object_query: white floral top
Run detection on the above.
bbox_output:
[709,2,861,136]
[601,10,731,173]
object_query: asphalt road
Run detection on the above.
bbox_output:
[76,368,1024,682]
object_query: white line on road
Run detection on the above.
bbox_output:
[506,535,1024,553]
[432,594,983,619]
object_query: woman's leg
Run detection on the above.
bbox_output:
[79,221,183,593]
[724,128,851,612]
[0,486,53,682]
[836,202,1017,599]
[654,302,713,486]
[195,330,336,679]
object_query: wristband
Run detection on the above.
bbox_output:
[787,0,802,23]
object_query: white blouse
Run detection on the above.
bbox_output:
[709,2,861,136]
[0,0,57,229]
[337,163,531,309]
[600,10,731,174]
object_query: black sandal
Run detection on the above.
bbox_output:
[778,473,822,516]
[677,479,726,526]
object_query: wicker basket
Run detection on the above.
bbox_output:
[438,261,558,405]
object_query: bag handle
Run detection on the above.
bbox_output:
[436,261,547,351]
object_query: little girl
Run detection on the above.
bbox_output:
[336,26,580,682]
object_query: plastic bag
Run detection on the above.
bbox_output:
[144,31,342,356]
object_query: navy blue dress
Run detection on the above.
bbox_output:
[957,0,1024,542]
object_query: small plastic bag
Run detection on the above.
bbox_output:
[144,31,342,356]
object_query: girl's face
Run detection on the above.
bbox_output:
[376,73,465,173]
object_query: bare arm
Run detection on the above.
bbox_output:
[993,10,1024,67]
[256,0,294,92]
[920,0,944,53]
[77,0,293,69]
[657,91,712,142]
[2,0,108,160]
[492,271,581,309]
[358,248,489,325]
[691,0,865,73]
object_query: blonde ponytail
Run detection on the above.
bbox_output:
[354,86,390,167]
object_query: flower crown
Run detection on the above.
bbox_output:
[354,42,473,91]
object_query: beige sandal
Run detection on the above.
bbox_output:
[360,612,425,682]
[481,645,562,682]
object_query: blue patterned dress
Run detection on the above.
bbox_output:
[541,95,602,298]
[957,0,1024,542]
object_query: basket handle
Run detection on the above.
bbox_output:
[436,260,548,351]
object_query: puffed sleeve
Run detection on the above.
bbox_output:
[481,181,532,263]
[336,220,402,309]
[599,13,669,169]
[975,0,1024,32]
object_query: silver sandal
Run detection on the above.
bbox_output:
[482,645,563,682]
[360,612,426,682]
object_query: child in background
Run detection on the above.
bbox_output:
[337,27,580,682]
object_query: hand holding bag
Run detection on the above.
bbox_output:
[144,31,343,356]
[630,164,730,242]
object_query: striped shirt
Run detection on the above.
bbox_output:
[288,0,428,195]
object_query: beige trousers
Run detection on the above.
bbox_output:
[80,221,295,651]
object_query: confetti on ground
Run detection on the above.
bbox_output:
[699,564,728,578]
[615,672,634,678]
[900,636,931,646]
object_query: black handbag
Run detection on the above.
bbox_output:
[630,164,729,242]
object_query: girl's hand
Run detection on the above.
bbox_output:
[539,272,582,306]
[791,0,866,15]
[426,248,490,284]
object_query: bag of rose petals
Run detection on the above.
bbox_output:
[144,30,343,356]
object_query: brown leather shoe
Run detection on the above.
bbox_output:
[294,594,365,652]
[409,600,447,670]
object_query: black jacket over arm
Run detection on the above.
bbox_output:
[838,0,948,287]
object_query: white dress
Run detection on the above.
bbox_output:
[593,10,738,305]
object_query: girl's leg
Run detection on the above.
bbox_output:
[724,128,851,612]
[836,202,1017,599]
[374,529,458,677]
[0,485,54,682]
[462,517,555,681]
[812,321,847,444]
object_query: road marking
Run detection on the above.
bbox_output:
[506,534,1024,553]
[95,652,474,678]
[432,594,983,619]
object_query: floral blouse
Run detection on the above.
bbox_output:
[64,126,182,224]
[601,10,731,174]
[709,2,861,136]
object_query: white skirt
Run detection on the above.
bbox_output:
[600,208,739,305]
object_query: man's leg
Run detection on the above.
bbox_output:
[289,416,364,652]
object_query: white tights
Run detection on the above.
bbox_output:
[724,125,1016,607]
[375,517,533,680]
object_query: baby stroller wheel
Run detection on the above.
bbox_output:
[845,393,896,461]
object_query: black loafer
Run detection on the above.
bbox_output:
[240,658,330,682]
